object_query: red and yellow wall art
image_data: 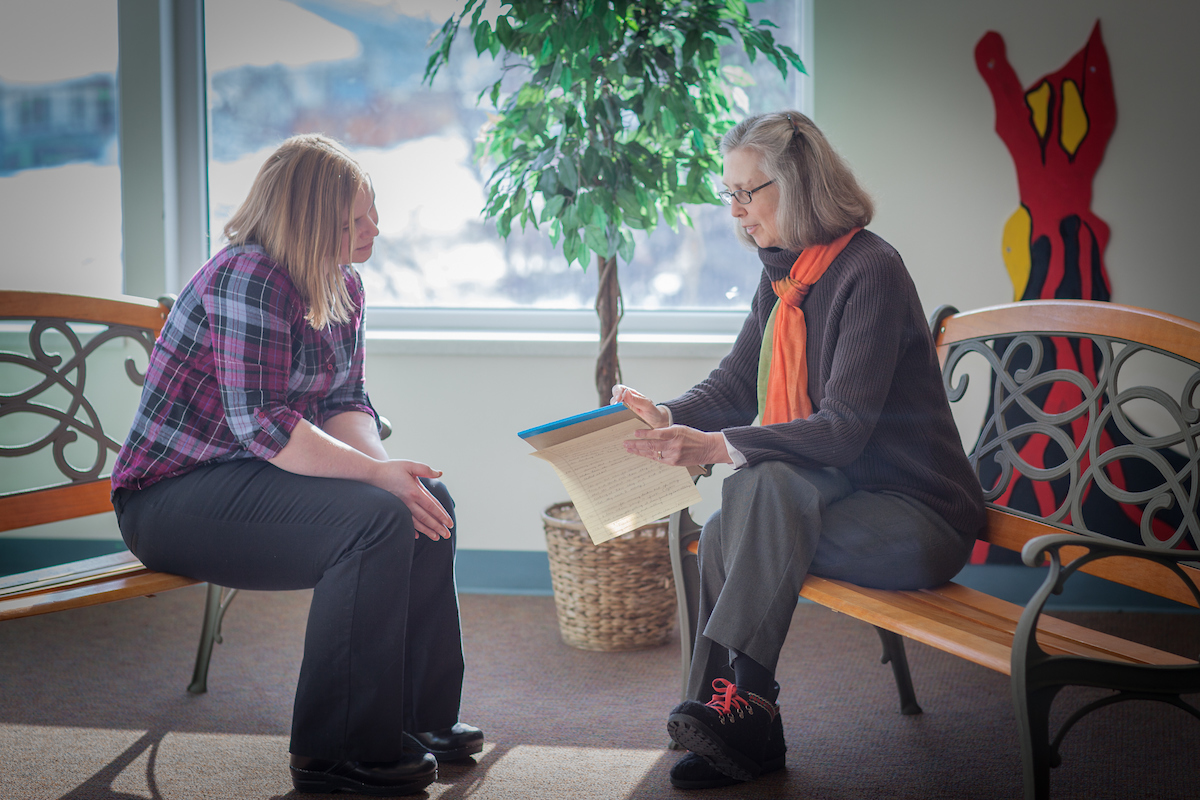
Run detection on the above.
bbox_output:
[971,22,1189,562]
[976,21,1115,305]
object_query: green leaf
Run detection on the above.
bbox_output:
[558,157,578,192]
[584,224,610,258]
[682,29,702,64]
[615,188,641,217]
[576,191,594,225]
[495,14,514,46]
[601,8,618,36]
[523,12,554,35]
[541,193,566,223]
[723,0,750,21]
[617,229,635,263]
[537,168,560,195]
[496,207,514,238]
[660,106,678,138]
[562,228,584,267]
[472,19,493,56]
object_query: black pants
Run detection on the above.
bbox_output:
[113,459,464,762]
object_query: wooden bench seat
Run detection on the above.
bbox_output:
[802,574,1194,674]
[0,551,197,622]
[0,290,235,693]
[667,299,1200,800]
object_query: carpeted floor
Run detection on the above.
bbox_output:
[1,585,1197,799]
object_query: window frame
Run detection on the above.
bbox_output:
[127,0,812,354]
[117,0,209,300]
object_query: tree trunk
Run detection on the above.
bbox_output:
[594,253,623,407]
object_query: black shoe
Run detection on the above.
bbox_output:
[669,753,745,790]
[667,679,785,782]
[668,714,787,791]
[289,753,436,796]
[404,722,484,761]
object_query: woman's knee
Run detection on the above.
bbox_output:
[728,460,822,491]
[330,483,418,551]
[421,478,456,524]
[360,480,458,553]
[728,459,795,489]
[723,461,850,508]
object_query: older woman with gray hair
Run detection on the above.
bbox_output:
[612,111,985,790]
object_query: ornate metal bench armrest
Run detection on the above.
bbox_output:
[1020,532,1200,612]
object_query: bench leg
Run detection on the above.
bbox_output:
[874,627,922,715]
[668,507,703,750]
[1015,683,1061,800]
[668,507,702,703]
[187,583,239,694]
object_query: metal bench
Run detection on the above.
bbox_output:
[2,291,239,693]
[668,299,1200,800]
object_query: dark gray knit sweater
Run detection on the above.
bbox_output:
[663,230,986,536]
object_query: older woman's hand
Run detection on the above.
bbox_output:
[624,424,733,467]
[610,384,669,428]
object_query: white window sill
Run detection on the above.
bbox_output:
[364,308,743,358]
[366,329,737,358]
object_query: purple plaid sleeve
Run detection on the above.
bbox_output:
[111,245,373,492]
[310,269,378,429]
[206,251,306,458]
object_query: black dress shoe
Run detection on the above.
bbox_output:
[404,722,484,761]
[289,753,436,796]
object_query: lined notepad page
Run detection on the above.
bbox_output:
[532,418,701,544]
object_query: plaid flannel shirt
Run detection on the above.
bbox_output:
[111,244,376,493]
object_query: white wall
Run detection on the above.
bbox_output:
[812,0,1200,321]
[367,340,735,552]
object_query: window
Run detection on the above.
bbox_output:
[205,0,810,320]
[0,0,121,296]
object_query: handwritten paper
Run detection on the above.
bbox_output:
[531,417,702,544]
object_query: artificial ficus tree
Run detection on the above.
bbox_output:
[425,0,804,406]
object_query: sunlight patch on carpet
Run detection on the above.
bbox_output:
[1,725,670,800]
[0,724,292,799]
[430,743,665,799]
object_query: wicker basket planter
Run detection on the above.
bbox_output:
[541,501,676,651]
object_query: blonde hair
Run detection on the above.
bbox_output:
[721,111,873,250]
[224,133,367,329]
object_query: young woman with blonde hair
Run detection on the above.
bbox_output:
[612,112,984,789]
[112,134,481,796]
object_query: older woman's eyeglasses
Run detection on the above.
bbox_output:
[718,180,775,206]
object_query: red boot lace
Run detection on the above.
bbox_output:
[704,678,753,720]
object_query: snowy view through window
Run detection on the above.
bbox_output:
[0,1,121,296]
[207,0,803,310]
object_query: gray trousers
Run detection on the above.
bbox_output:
[688,461,974,700]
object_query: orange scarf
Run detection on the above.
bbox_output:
[760,228,861,425]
